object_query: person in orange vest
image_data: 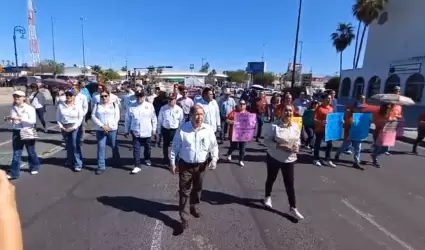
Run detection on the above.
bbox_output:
[371,103,396,168]
[334,98,368,170]
[412,111,425,154]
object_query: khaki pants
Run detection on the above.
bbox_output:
[178,159,208,221]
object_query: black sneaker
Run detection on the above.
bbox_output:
[372,160,381,168]
[353,163,364,170]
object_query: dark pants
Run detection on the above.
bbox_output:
[161,127,177,161]
[183,114,190,122]
[304,126,315,147]
[413,129,425,152]
[227,141,246,161]
[132,135,151,167]
[178,159,208,222]
[313,132,333,160]
[85,102,92,123]
[9,130,40,178]
[256,114,264,139]
[220,117,229,140]
[35,107,46,128]
[265,154,296,208]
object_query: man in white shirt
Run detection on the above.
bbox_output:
[145,87,157,103]
[169,104,219,233]
[124,90,157,174]
[72,83,89,142]
[28,83,47,132]
[194,87,221,133]
[177,87,194,121]
[121,83,135,112]
[157,94,184,163]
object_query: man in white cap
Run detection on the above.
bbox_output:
[218,88,236,142]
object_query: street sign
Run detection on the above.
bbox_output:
[189,64,194,70]
[246,62,265,74]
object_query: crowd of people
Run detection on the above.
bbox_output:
[3,80,425,234]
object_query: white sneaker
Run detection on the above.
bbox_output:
[289,207,304,220]
[131,167,142,174]
[313,160,322,167]
[239,161,244,167]
[226,155,232,161]
[264,196,272,208]
[326,161,336,168]
[145,160,152,166]
[30,171,39,175]
[7,174,12,180]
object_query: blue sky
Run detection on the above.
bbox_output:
[0,0,364,75]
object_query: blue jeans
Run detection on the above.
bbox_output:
[9,130,40,178]
[220,116,229,140]
[132,135,151,167]
[371,145,387,162]
[63,128,83,169]
[96,130,121,170]
[256,114,264,139]
[336,140,362,163]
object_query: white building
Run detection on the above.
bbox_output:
[339,0,425,105]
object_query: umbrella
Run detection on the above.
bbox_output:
[370,93,415,105]
[42,78,72,89]
[14,76,41,86]
[250,84,264,90]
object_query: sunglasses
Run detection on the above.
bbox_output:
[65,93,74,97]
[100,95,109,98]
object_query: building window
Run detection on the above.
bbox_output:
[404,73,425,102]
[367,76,381,98]
[340,78,351,97]
[352,77,365,98]
[384,74,401,93]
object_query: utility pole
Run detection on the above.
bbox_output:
[51,16,57,63]
[291,0,303,88]
[80,17,86,72]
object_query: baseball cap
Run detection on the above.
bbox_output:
[13,90,26,97]
[65,89,77,96]
[239,100,246,105]
[223,88,231,95]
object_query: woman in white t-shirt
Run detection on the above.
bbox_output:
[28,83,47,132]
[262,104,304,221]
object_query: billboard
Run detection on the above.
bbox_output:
[301,73,312,86]
[246,62,265,74]
[287,63,302,73]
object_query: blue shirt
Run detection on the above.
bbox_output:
[219,97,236,117]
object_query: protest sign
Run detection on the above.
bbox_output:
[376,120,398,146]
[349,112,372,141]
[325,112,344,141]
[232,112,257,142]
[292,117,303,131]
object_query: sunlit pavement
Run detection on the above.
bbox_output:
[12,123,425,250]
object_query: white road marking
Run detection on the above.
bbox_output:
[341,198,416,250]
[150,220,164,250]
[0,124,58,147]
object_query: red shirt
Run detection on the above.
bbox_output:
[314,104,333,133]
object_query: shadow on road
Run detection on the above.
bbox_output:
[97,196,183,235]
[201,190,298,223]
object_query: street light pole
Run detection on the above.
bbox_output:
[291,0,303,88]
[201,58,205,68]
[51,16,57,63]
[80,17,86,71]
[13,26,26,68]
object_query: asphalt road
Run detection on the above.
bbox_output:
[9,123,425,250]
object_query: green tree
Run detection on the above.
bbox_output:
[147,65,155,74]
[253,72,275,86]
[90,65,102,73]
[325,76,341,93]
[208,69,217,76]
[352,0,387,68]
[199,62,210,73]
[121,66,127,71]
[331,23,355,76]
[103,68,121,80]
[156,67,163,75]
[225,70,248,83]
[33,59,65,74]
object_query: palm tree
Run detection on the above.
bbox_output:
[352,0,387,68]
[208,69,217,76]
[331,23,355,76]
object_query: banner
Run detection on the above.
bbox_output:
[325,112,344,141]
[376,120,398,146]
[349,112,372,141]
[232,112,257,142]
